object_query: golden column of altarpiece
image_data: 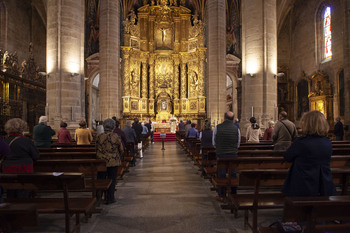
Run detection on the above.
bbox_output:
[121,1,206,121]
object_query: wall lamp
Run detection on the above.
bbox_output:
[71,73,79,77]
[274,72,285,78]
[248,73,254,77]
[38,72,50,78]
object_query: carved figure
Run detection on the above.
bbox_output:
[160,27,169,42]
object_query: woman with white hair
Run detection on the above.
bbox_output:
[96,118,124,204]
[262,120,274,141]
[33,115,56,148]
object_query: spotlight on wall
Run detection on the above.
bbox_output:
[71,73,79,77]
[274,72,285,78]
[84,77,89,81]
[248,73,254,77]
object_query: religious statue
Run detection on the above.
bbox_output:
[160,27,168,43]
[161,101,167,110]
[189,71,199,96]
[169,115,177,133]
[130,69,140,96]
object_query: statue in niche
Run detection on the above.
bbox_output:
[160,27,169,43]
[190,71,199,96]
[130,69,140,96]
[161,101,167,110]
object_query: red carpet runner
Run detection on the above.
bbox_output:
[153,132,176,142]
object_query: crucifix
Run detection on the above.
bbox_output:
[160,27,168,43]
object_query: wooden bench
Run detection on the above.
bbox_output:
[34,159,111,205]
[259,195,350,233]
[1,172,96,233]
[0,203,38,232]
[234,168,350,233]
[39,151,97,160]
[39,147,96,153]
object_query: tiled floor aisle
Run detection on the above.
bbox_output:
[27,141,280,233]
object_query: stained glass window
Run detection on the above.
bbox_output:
[324,7,332,59]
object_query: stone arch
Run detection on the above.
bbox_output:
[87,69,100,129]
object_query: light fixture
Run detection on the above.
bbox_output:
[71,73,79,77]
[84,77,89,80]
[274,72,285,78]
[38,72,47,76]
[248,73,254,77]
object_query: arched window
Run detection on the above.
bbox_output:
[317,3,332,63]
[323,6,332,60]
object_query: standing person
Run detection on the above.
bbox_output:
[262,120,274,141]
[212,111,240,201]
[96,119,124,204]
[246,117,261,143]
[199,121,213,176]
[33,115,55,148]
[2,118,39,198]
[96,121,104,135]
[132,118,143,143]
[113,120,127,148]
[184,120,191,134]
[123,120,137,166]
[282,110,336,197]
[178,120,185,131]
[57,121,72,144]
[272,111,297,151]
[186,123,199,138]
[74,120,93,145]
[334,117,344,141]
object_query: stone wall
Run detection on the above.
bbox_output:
[3,0,46,70]
[278,0,345,120]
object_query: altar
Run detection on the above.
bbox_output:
[153,122,171,132]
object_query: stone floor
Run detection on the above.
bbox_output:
[21,141,281,233]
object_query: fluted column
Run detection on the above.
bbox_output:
[149,55,155,99]
[46,0,85,131]
[99,0,121,119]
[173,59,180,99]
[207,0,226,123]
[241,0,277,133]
[180,61,187,99]
[141,61,148,98]
[121,48,130,96]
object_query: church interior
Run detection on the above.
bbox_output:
[0,0,349,138]
[1,1,350,232]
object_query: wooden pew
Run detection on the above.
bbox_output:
[39,147,96,153]
[233,168,350,233]
[1,173,96,233]
[0,203,38,232]
[259,196,350,233]
[34,159,111,202]
[39,151,97,160]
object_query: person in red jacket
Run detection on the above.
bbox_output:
[57,121,72,144]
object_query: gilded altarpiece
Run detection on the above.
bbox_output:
[121,1,206,121]
[308,72,333,126]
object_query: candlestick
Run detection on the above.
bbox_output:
[251,106,254,117]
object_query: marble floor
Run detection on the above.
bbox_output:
[21,141,281,233]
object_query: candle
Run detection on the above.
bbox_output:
[251,106,254,117]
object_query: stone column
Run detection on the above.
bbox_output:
[207,0,226,123]
[241,0,277,133]
[141,61,148,98]
[344,0,350,139]
[99,0,121,119]
[46,0,85,131]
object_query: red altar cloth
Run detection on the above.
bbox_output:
[153,132,176,142]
